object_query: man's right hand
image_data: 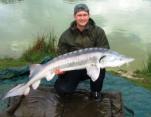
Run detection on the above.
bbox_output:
[53,69,65,75]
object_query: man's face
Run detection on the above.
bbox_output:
[74,11,89,27]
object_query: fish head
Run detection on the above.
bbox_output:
[98,52,134,68]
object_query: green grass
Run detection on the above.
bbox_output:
[110,70,151,91]
[121,53,151,90]
[0,58,28,69]
[0,32,58,70]
[21,33,58,63]
[135,54,151,76]
[123,71,151,91]
[127,53,151,90]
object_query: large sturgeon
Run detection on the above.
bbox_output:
[3,48,134,99]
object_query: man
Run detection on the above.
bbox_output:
[54,4,110,100]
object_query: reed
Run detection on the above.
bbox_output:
[135,54,151,77]
[21,33,57,63]
[146,54,151,73]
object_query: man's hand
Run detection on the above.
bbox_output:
[53,69,65,75]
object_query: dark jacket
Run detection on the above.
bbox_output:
[58,18,110,54]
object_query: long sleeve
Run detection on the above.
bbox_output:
[95,27,110,49]
[57,33,69,55]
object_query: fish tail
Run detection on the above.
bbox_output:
[3,83,30,100]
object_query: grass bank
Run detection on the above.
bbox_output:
[0,58,27,69]
[132,54,151,91]
[135,54,151,76]
[111,69,151,91]
[111,54,151,91]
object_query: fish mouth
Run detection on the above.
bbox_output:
[117,58,134,67]
[123,58,134,67]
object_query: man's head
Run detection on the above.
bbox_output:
[74,4,90,28]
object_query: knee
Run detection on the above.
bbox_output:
[54,79,74,95]
[54,83,67,95]
[99,69,106,78]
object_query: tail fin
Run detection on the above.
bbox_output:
[3,83,30,100]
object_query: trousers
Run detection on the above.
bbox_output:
[54,69,106,95]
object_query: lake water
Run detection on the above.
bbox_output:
[0,0,151,71]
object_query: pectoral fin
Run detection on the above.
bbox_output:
[46,73,55,81]
[32,80,41,90]
[86,65,100,82]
